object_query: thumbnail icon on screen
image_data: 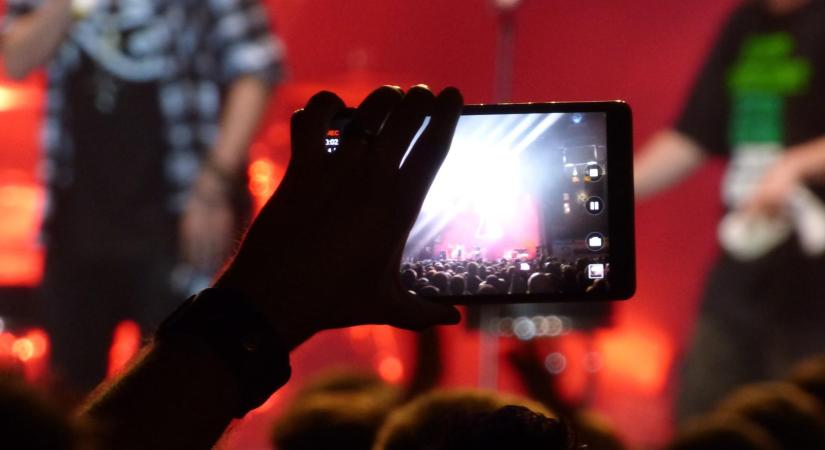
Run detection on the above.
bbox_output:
[587,263,605,280]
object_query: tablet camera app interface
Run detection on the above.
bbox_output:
[399,111,611,299]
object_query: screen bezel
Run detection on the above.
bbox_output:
[414,101,635,304]
[329,100,636,304]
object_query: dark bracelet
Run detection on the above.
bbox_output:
[156,288,291,418]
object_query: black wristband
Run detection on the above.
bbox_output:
[156,288,291,418]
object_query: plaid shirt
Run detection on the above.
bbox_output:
[3,0,284,214]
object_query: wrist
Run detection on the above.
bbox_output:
[191,170,233,206]
[203,153,242,184]
[212,269,316,351]
[155,288,292,417]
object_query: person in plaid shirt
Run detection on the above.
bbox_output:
[1,0,284,391]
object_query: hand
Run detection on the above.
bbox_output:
[180,169,236,271]
[215,85,463,349]
[740,152,802,218]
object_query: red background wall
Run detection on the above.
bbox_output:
[0,0,741,448]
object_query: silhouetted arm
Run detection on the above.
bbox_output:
[77,85,463,450]
[634,129,707,200]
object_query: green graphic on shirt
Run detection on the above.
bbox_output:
[727,33,811,145]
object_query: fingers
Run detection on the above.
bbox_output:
[351,85,404,134]
[254,91,345,230]
[388,290,462,330]
[396,87,463,223]
[376,85,436,171]
[290,91,346,170]
[339,86,404,162]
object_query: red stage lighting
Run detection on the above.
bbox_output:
[107,320,142,378]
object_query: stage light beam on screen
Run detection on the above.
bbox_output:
[405,113,561,257]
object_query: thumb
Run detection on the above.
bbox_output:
[388,290,461,331]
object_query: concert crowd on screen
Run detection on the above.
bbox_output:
[400,253,609,297]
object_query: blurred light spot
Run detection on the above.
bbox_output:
[596,323,673,394]
[532,316,547,336]
[513,316,537,340]
[546,315,564,337]
[248,157,285,213]
[560,316,573,334]
[0,86,32,111]
[107,320,142,377]
[0,317,5,334]
[0,81,41,112]
[377,355,403,383]
[12,338,34,361]
[0,174,44,286]
[497,317,514,336]
[25,328,48,359]
[544,352,567,375]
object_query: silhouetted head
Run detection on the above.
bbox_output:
[560,266,578,292]
[545,261,562,278]
[573,410,627,450]
[508,274,528,295]
[716,382,825,450]
[373,389,557,450]
[435,405,575,450]
[467,262,479,277]
[788,354,825,407]
[449,276,466,296]
[528,272,556,294]
[418,285,440,298]
[478,283,498,295]
[400,270,417,291]
[464,275,482,294]
[666,414,781,450]
[272,370,400,450]
[432,272,450,293]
